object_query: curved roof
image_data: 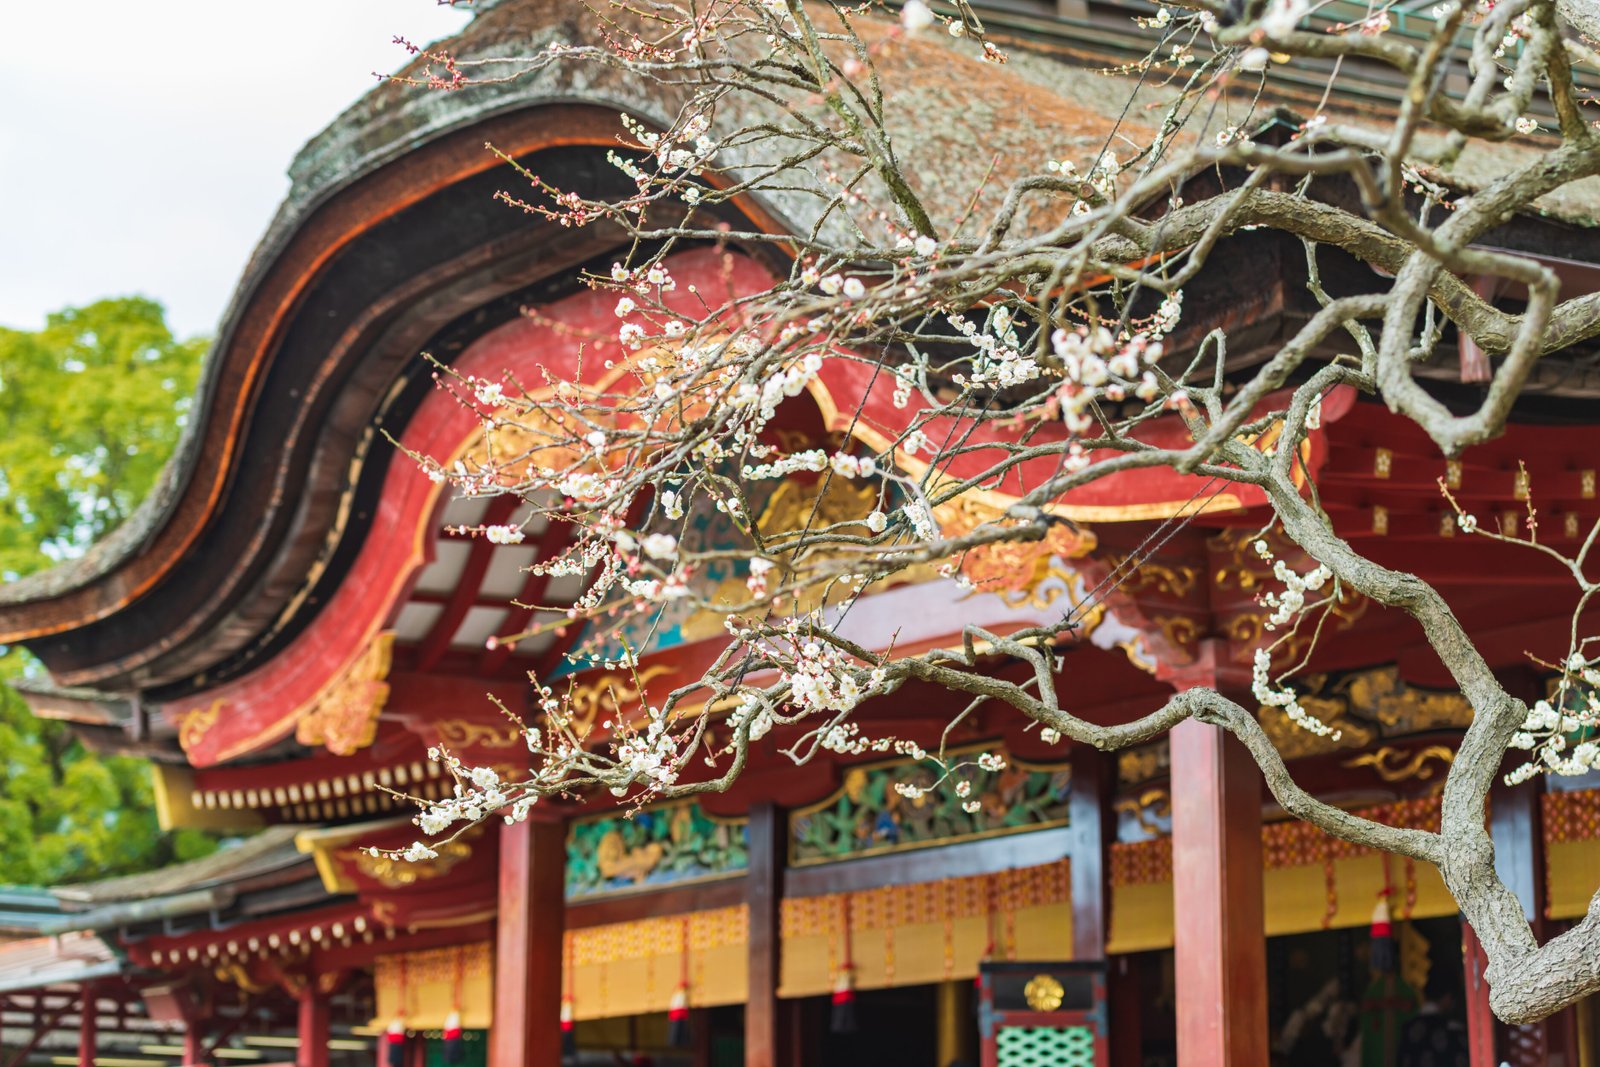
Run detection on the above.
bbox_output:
[0,1,1173,693]
[4,0,1599,698]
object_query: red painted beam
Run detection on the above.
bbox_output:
[416,497,520,671]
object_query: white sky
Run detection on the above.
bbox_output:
[0,2,475,339]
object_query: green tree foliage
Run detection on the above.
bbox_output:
[0,298,216,885]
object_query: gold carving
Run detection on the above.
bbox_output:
[568,664,675,730]
[435,719,524,749]
[1024,973,1066,1011]
[1259,693,1374,760]
[1343,745,1455,783]
[214,962,271,994]
[1158,614,1201,650]
[1112,560,1198,599]
[970,526,1093,602]
[1259,666,1472,761]
[464,401,590,476]
[1340,666,1472,732]
[596,828,666,883]
[347,838,472,888]
[296,632,395,756]
[992,558,1108,643]
[1117,741,1169,785]
[1113,788,1172,834]
[757,477,879,539]
[178,699,223,755]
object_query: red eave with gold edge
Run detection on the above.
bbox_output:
[121,900,495,991]
[0,108,640,657]
[160,244,1353,770]
[295,818,499,929]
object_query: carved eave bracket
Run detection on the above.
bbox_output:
[295,631,395,756]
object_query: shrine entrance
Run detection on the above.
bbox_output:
[1265,918,1469,1067]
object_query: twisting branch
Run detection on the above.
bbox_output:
[372,0,1600,1024]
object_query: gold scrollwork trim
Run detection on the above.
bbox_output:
[566,664,675,730]
[345,837,473,888]
[1113,788,1172,834]
[178,699,223,755]
[1342,745,1455,783]
[435,719,525,749]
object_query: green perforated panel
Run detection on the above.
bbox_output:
[995,1025,1097,1067]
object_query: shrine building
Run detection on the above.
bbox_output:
[4,2,1600,1067]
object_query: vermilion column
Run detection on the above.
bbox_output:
[746,803,789,1067]
[1163,642,1269,1067]
[490,815,566,1067]
[1462,922,1497,1066]
[295,986,329,1067]
[182,1024,206,1067]
[1067,746,1112,961]
[77,983,97,1067]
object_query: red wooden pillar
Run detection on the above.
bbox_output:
[1462,921,1497,1067]
[1068,746,1112,961]
[1169,713,1269,1067]
[183,1023,207,1067]
[490,814,566,1067]
[77,983,97,1067]
[747,803,789,1067]
[296,986,329,1067]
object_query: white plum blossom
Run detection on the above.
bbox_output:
[641,533,679,559]
[901,0,935,31]
[485,524,525,545]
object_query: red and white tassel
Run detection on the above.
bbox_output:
[561,994,577,1055]
[1369,893,1397,974]
[385,1018,406,1067]
[830,966,858,1034]
[441,1010,463,1065]
[668,983,691,1047]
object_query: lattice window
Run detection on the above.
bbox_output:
[995,1025,1097,1067]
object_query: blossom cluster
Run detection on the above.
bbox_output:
[1505,654,1600,782]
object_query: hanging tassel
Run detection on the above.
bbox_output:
[385,1018,406,1067]
[441,945,466,1064]
[438,1017,464,1062]
[561,931,578,1056]
[561,993,577,1056]
[666,916,692,1047]
[830,965,858,1034]
[832,894,858,1034]
[667,983,691,1047]
[1369,892,1397,974]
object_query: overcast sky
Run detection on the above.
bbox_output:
[1,2,475,339]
